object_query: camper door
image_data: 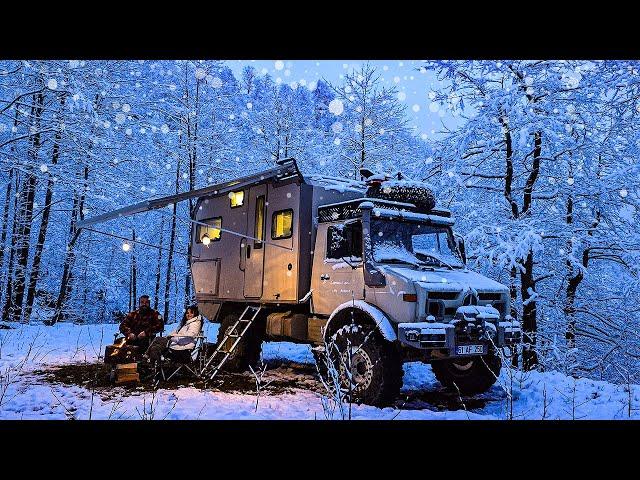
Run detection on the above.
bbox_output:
[243,184,267,298]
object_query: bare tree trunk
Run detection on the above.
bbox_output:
[153,217,165,310]
[164,160,180,324]
[1,171,20,322]
[184,76,199,310]
[10,91,45,323]
[0,168,14,302]
[48,164,88,325]
[131,229,137,309]
[520,250,538,370]
[24,94,66,322]
[519,131,542,370]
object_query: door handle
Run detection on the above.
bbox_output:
[320,274,330,281]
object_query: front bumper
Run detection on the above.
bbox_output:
[397,318,521,355]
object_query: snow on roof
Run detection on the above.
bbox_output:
[370,207,455,226]
[306,174,366,194]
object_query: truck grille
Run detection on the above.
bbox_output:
[428,291,459,300]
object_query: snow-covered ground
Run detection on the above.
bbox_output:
[0,322,638,420]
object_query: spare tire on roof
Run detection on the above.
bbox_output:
[366,180,436,212]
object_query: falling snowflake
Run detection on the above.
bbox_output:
[333,138,341,145]
[429,102,439,112]
[393,76,400,83]
[364,118,373,126]
[331,122,343,133]
[412,104,420,112]
[182,173,188,179]
[328,99,344,115]
[567,177,575,185]
[122,104,131,113]
[161,124,170,134]
[39,164,48,173]
[246,102,252,109]
[103,121,111,128]
[210,77,223,88]
[275,60,284,71]
[115,113,126,125]
[420,133,428,140]
[47,79,58,90]
[125,128,132,136]
[397,91,407,101]
[195,67,206,80]
[620,188,628,198]
[428,91,436,100]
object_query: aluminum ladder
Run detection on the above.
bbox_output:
[202,305,261,381]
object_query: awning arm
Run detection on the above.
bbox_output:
[76,158,302,229]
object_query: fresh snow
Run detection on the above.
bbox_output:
[1,322,639,420]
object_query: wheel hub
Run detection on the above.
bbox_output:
[340,346,374,392]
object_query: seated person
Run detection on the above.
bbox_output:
[145,305,203,363]
[119,294,164,350]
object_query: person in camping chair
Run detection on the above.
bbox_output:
[119,295,164,350]
[144,305,203,363]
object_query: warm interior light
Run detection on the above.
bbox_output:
[202,235,211,246]
[229,190,244,207]
[122,242,131,252]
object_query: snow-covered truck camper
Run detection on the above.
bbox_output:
[77,158,522,406]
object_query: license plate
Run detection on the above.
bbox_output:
[456,344,485,355]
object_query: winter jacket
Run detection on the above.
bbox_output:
[119,307,164,338]
[166,315,203,351]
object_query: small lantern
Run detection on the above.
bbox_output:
[122,242,131,252]
[202,234,211,246]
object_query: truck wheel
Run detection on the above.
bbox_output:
[431,351,501,395]
[323,324,403,407]
[216,312,262,372]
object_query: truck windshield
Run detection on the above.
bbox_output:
[370,218,463,269]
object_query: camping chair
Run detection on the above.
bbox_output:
[154,323,208,383]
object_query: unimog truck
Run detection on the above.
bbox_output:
[79,158,521,406]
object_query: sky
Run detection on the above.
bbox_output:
[225,60,464,141]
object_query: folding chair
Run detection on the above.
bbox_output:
[155,325,208,382]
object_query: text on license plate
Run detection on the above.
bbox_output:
[456,344,485,355]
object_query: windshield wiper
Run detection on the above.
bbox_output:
[415,252,456,270]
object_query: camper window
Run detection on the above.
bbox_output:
[271,209,293,240]
[254,195,266,248]
[229,190,244,208]
[196,217,222,243]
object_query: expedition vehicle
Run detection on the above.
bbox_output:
[79,158,521,405]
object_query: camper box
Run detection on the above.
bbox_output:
[191,159,364,320]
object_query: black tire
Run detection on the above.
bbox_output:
[431,351,501,395]
[216,312,262,372]
[321,324,403,407]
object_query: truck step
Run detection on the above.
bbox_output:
[201,306,261,380]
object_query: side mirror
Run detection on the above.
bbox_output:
[454,234,467,264]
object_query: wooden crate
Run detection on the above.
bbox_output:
[115,362,139,384]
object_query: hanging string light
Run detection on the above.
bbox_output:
[122,242,131,252]
[201,234,211,246]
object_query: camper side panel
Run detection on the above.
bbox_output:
[192,193,248,301]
